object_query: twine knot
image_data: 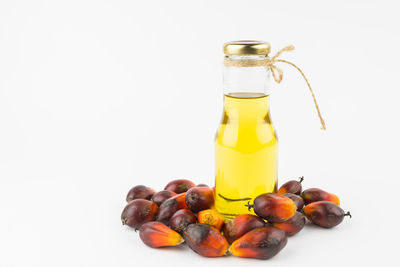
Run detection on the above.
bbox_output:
[266,45,295,83]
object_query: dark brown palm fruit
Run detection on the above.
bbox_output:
[183,223,228,257]
[246,193,296,223]
[151,190,177,206]
[272,211,305,236]
[126,185,155,202]
[277,176,304,195]
[139,222,184,248]
[185,186,215,213]
[121,199,158,229]
[157,193,188,224]
[304,201,351,228]
[197,209,225,231]
[169,209,197,234]
[229,226,288,260]
[301,188,340,205]
[283,193,304,211]
[164,179,195,194]
[223,214,265,243]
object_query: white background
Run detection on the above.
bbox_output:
[1,0,399,266]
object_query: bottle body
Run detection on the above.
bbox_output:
[215,52,278,220]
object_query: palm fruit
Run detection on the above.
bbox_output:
[301,188,340,205]
[185,186,215,213]
[121,199,158,229]
[151,190,177,206]
[277,176,304,195]
[223,214,265,243]
[126,185,155,202]
[283,193,304,211]
[183,223,228,257]
[169,209,197,234]
[246,193,296,223]
[304,201,351,228]
[229,226,288,260]
[157,193,187,224]
[164,179,195,194]
[139,222,184,248]
[197,209,224,231]
[272,211,305,236]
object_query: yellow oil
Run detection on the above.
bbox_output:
[215,92,278,220]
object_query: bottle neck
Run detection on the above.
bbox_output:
[224,93,270,119]
[223,55,270,96]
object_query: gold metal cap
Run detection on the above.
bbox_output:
[223,40,271,56]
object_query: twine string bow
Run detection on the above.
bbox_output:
[267,45,326,130]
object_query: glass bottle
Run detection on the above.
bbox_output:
[215,41,278,220]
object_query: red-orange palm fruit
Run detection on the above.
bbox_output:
[185,186,215,213]
[183,223,228,257]
[229,226,288,260]
[157,193,187,224]
[164,179,195,194]
[197,209,224,231]
[246,193,296,223]
[304,201,351,228]
[272,211,305,236]
[169,209,197,234]
[126,185,155,202]
[301,188,340,205]
[139,222,184,248]
[121,199,158,229]
[277,177,304,195]
[151,190,177,206]
[283,193,304,211]
[223,214,265,243]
